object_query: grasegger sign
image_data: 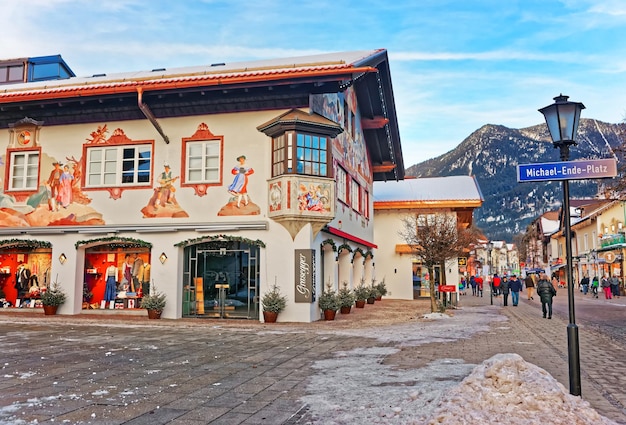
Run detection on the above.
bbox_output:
[294,249,316,303]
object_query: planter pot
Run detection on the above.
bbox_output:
[355,299,366,308]
[340,305,352,314]
[43,305,58,315]
[375,296,382,301]
[323,309,337,321]
[366,297,376,304]
[147,309,162,319]
[263,311,278,323]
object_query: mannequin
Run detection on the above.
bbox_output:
[104,263,118,302]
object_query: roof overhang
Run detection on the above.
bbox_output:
[0,50,403,181]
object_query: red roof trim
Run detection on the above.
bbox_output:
[325,226,377,249]
[0,65,378,104]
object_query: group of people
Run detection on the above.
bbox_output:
[489,273,524,306]
[463,269,622,320]
[466,275,484,297]
[580,273,621,299]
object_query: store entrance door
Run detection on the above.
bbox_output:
[183,246,259,319]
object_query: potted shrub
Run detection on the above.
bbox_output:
[338,282,356,314]
[354,280,369,308]
[261,283,287,323]
[367,284,380,304]
[41,281,66,315]
[375,279,388,301]
[140,287,167,319]
[318,282,341,320]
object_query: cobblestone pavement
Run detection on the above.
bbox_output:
[0,290,625,424]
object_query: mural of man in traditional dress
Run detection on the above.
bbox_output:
[46,161,63,212]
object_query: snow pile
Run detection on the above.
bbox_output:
[427,353,619,425]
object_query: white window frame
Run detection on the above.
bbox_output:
[9,150,39,191]
[185,140,221,183]
[85,144,152,187]
[336,166,347,203]
[350,179,360,212]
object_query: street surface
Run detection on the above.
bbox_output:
[0,289,624,424]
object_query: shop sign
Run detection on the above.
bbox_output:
[458,257,467,266]
[295,249,315,303]
[602,252,617,263]
[438,285,456,293]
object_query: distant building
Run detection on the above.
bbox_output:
[0,55,75,85]
[373,176,483,299]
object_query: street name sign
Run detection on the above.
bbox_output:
[517,158,617,183]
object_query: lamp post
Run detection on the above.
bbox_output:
[539,94,585,396]
[487,242,493,305]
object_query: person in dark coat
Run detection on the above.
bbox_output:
[601,274,612,300]
[500,276,510,306]
[469,275,477,296]
[536,272,557,319]
[580,274,590,295]
[610,275,620,298]
[509,274,523,306]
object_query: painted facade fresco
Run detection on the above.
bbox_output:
[218,154,261,216]
[0,120,104,227]
[310,88,372,186]
[142,162,188,218]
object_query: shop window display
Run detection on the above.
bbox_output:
[83,248,150,310]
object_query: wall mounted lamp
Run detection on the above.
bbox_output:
[159,252,168,264]
[59,253,67,265]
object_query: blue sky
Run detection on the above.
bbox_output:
[2,0,626,166]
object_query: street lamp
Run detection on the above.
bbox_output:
[487,242,493,305]
[539,94,585,397]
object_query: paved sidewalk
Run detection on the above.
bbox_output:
[444,291,626,424]
[0,292,625,424]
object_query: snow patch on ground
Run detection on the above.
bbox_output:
[301,307,619,424]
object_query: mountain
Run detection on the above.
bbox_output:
[406,119,625,242]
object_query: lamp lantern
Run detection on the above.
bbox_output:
[538,94,585,153]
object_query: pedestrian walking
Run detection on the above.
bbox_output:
[601,274,612,299]
[469,275,477,296]
[580,274,589,295]
[500,276,510,306]
[476,276,484,297]
[591,276,599,298]
[610,275,620,298]
[459,277,467,295]
[509,274,522,306]
[536,272,557,319]
[524,273,535,300]
[492,273,501,297]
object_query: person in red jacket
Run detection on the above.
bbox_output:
[492,273,501,296]
[475,276,484,297]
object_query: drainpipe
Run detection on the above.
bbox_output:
[137,87,170,144]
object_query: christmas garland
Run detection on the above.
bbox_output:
[175,234,266,248]
[321,239,337,251]
[75,236,153,249]
[0,239,52,250]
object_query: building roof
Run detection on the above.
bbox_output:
[372,176,483,227]
[373,176,484,206]
[0,49,403,181]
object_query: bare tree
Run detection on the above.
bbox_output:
[399,213,480,313]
